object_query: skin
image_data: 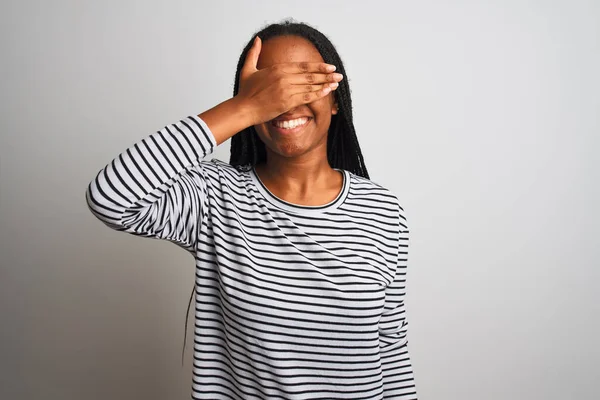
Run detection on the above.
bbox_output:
[252,35,343,206]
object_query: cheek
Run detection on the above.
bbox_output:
[253,123,270,139]
[310,96,336,119]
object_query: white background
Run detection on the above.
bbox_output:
[1,0,598,399]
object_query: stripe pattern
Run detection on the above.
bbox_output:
[86,115,417,399]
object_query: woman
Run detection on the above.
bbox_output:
[86,20,417,400]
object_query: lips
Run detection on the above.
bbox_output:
[270,117,312,134]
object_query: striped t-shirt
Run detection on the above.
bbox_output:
[85,115,417,399]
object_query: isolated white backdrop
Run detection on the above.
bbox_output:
[1,1,598,399]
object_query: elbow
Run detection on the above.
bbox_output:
[84,177,125,229]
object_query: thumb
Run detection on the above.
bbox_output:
[241,36,261,79]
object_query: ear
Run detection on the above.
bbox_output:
[332,102,339,115]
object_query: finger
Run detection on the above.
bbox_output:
[241,36,261,79]
[277,61,336,74]
[290,84,336,106]
[288,82,339,96]
[286,72,344,85]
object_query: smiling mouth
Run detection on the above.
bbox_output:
[270,117,312,133]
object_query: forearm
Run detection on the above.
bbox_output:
[198,96,256,146]
[381,342,418,399]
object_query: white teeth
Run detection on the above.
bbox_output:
[273,117,309,129]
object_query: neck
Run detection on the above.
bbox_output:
[255,150,340,201]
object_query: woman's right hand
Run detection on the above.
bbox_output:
[237,36,344,126]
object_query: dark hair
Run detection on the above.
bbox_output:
[182,19,369,364]
[229,19,370,179]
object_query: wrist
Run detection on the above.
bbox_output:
[197,96,257,146]
[230,96,258,127]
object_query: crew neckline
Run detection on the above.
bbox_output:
[249,166,350,215]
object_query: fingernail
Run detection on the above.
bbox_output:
[334,73,343,80]
[326,64,336,72]
[323,87,332,94]
[330,82,339,89]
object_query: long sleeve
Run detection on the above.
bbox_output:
[379,203,418,399]
[85,115,217,255]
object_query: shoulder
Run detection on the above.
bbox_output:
[348,171,408,230]
[194,158,254,195]
[198,158,249,178]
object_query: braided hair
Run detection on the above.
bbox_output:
[229,19,370,179]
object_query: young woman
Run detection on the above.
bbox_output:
[86,20,417,400]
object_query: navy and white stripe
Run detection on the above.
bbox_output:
[86,115,417,399]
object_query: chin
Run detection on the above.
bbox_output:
[275,142,306,158]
